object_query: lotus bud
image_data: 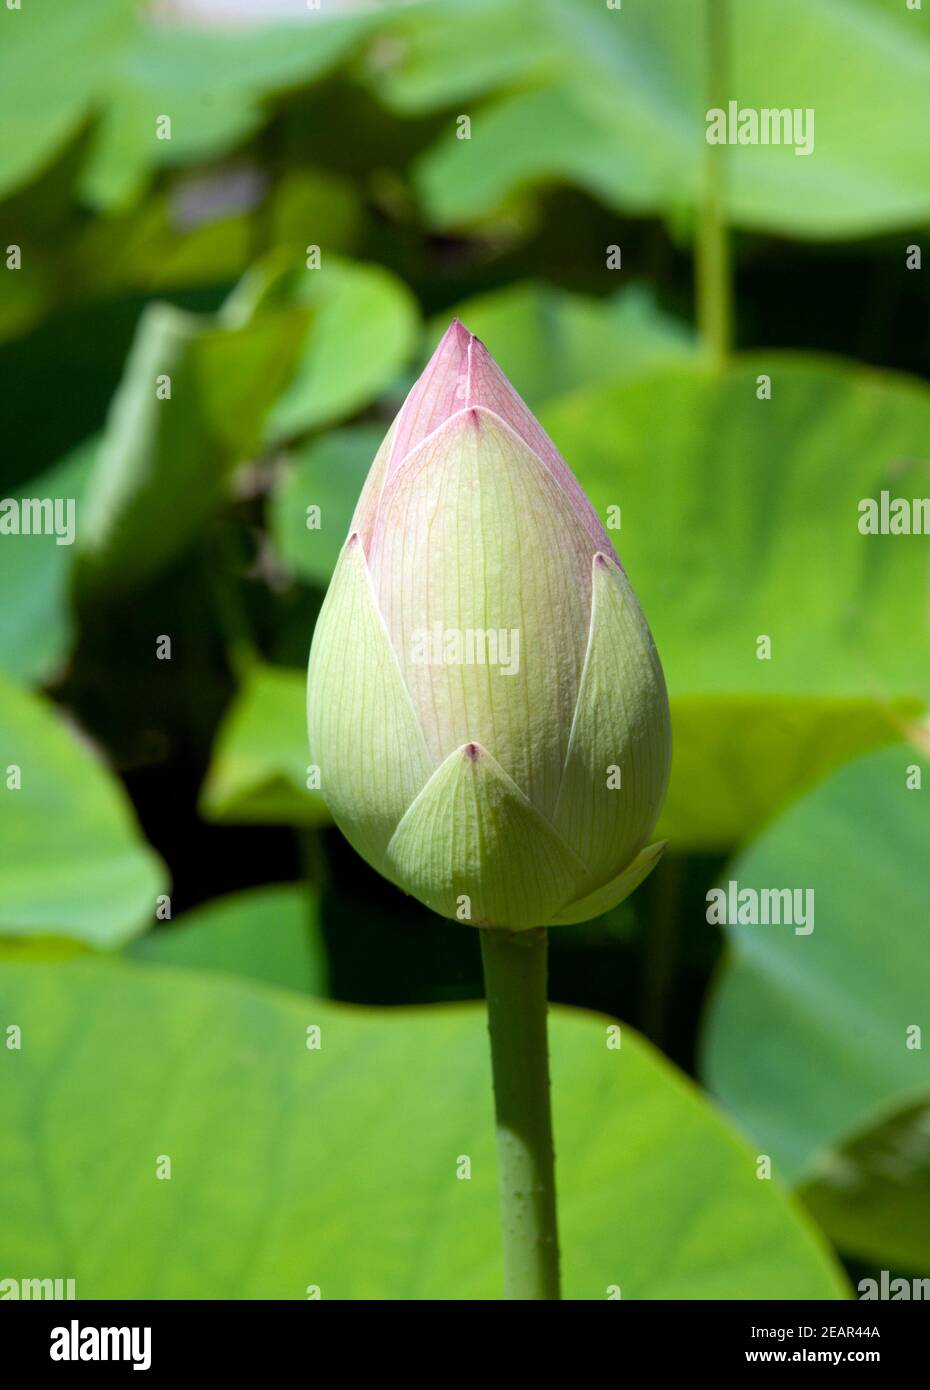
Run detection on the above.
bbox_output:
[307,321,671,929]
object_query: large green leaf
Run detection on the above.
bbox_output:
[427,282,695,411]
[270,426,383,588]
[80,14,375,211]
[0,0,132,200]
[199,663,329,827]
[259,257,419,445]
[701,744,930,1188]
[407,0,930,239]
[0,676,166,946]
[128,884,328,996]
[0,959,845,1299]
[541,356,930,849]
[0,440,96,683]
[0,1,373,211]
[75,297,307,594]
[800,1097,930,1273]
[363,0,558,113]
[418,84,633,232]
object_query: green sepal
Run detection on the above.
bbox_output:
[547,841,667,926]
[307,534,434,876]
[385,741,590,929]
[553,552,671,884]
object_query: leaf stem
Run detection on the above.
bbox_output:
[479,926,561,1300]
[696,0,733,364]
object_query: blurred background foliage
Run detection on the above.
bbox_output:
[0,0,928,1299]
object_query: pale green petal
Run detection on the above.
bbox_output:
[548,841,667,926]
[307,535,433,875]
[386,741,591,930]
[553,553,671,883]
[369,407,595,820]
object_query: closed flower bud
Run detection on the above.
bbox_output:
[308,321,671,929]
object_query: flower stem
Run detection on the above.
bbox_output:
[479,926,561,1300]
[696,0,732,364]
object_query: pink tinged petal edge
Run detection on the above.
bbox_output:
[355,319,618,566]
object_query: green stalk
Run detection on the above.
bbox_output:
[696,0,733,364]
[479,926,561,1300]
